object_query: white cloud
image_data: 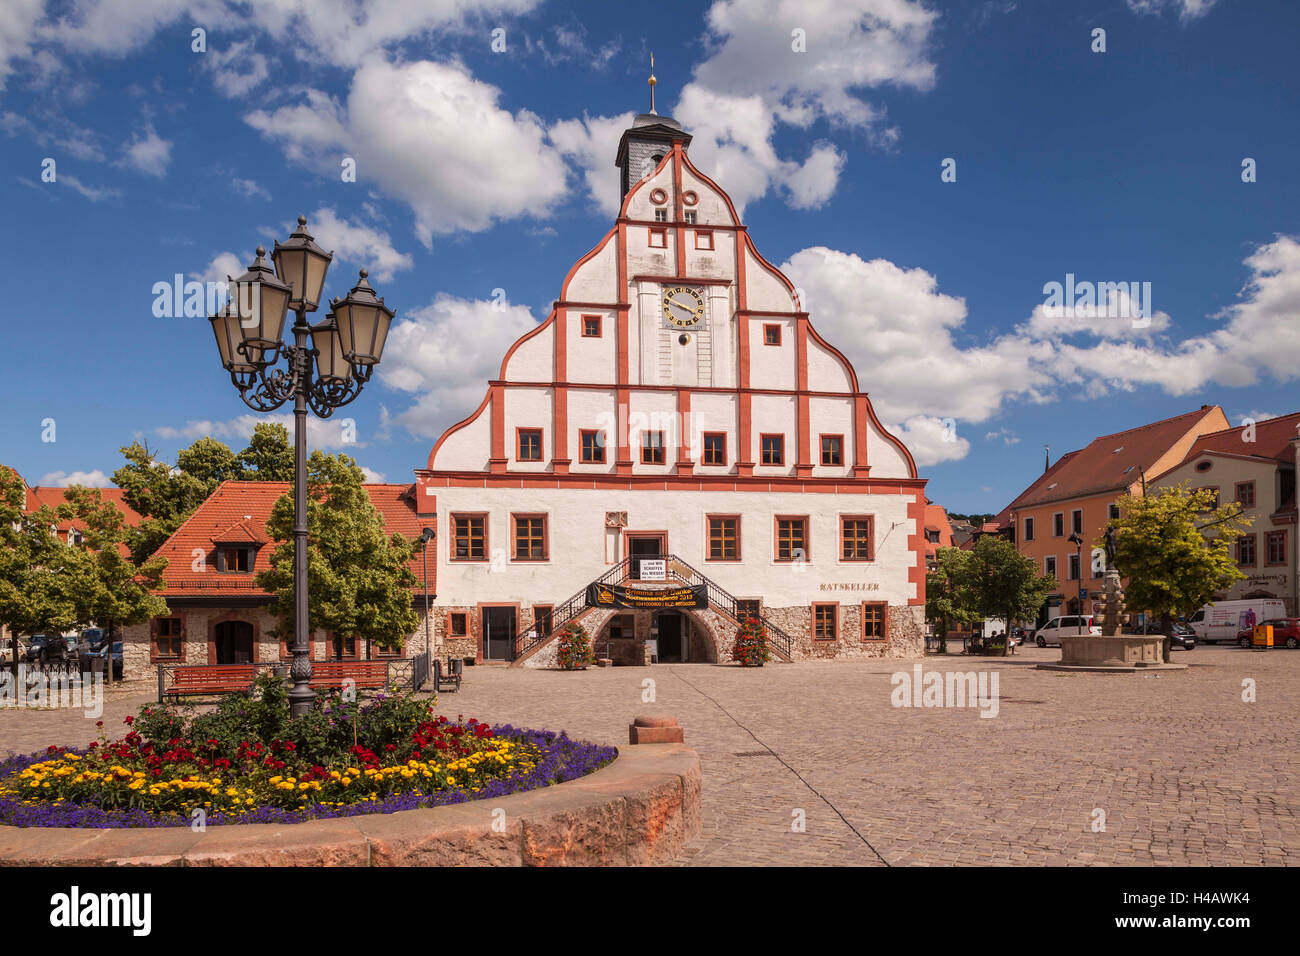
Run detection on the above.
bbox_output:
[299,207,413,282]
[890,416,971,468]
[119,125,172,176]
[156,413,364,450]
[1126,0,1218,20]
[60,173,120,201]
[984,428,1020,445]
[360,466,387,483]
[246,58,570,245]
[37,469,112,487]
[379,293,539,438]
[189,251,243,285]
[206,40,269,97]
[232,176,270,200]
[0,0,44,89]
[549,111,635,219]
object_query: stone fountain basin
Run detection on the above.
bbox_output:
[1037,634,1188,672]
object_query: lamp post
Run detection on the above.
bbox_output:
[420,527,435,662]
[209,215,396,718]
[1068,531,1084,620]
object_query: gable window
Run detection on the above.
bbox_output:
[925,529,940,543]
[813,603,838,641]
[775,516,808,562]
[153,617,184,660]
[648,228,667,248]
[581,315,602,337]
[820,435,843,466]
[641,430,666,464]
[841,516,875,561]
[707,515,740,561]
[1023,517,1035,542]
[451,514,487,561]
[512,514,548,561]
[862,602,887,641]
[684,210,697,225]
[760,434,785,466]
[517,428,543,462]
[1236,481,1256,508]
[695,230,713,250]
[763,324,781,346]
[1071,509,1083,535]
[1238,534,1257,567]
[654,208,668,222]
[1053,513,1064,537]
[218,547,252,572]
[448,612,468,637]
[1266,531,1287,566]
[702,432,727,465]
[580,429,606,464]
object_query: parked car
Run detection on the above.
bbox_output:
[87,641,123,678]
[1135,621,1196,647]
[23,633,69,663]
[1035,615,1101,646]
[1189,598,1287,644]
[1236,618,1300,649]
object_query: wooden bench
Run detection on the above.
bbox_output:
[307,660,390,691]
[159,664,258,702]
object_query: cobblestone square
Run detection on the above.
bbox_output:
[1,644,1295,866]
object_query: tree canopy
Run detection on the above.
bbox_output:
[255,452,422,653]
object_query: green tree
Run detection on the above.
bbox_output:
[0,467,85,642]
[63,486,169,647]
[1111,484,1251,659]
[255,452,421,653]
[965,535,1055,656]
[925,547,980,653]
[237,423,295,480]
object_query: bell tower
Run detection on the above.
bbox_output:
[614,54,692,203]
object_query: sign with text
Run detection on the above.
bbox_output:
[638,559,667,581]
[588,583,707,609]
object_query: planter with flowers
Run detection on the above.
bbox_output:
[732,618,771,667]
[554,622,595,671]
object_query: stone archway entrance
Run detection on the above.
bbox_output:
[652,609,718,664]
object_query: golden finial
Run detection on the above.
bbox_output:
[648,52,657,114]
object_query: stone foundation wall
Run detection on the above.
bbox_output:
[760,603,924,660]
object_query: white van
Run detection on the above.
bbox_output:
[1188,599,1287,644]
[1034,614,1101,647]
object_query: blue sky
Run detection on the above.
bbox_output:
[1,0,1297,516]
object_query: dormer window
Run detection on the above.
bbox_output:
[218,546,254,572]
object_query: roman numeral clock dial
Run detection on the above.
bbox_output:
[662,286,704,328]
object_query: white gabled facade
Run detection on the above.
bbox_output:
[414,111,928,665]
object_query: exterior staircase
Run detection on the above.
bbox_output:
[509,554,796,666]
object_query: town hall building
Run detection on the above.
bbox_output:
[416,108,928,665]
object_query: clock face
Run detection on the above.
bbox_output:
[662,286,704,328]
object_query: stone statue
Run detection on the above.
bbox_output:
[1104,524,1118,571]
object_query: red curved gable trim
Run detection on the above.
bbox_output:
[678,152,740,226]
[741,231,801,308]
[426,388,493,470]
[560,228,617,302]
[805,323,861,393]
[617,151,675,221]
[497,309,556,381]
[862,398,918,480]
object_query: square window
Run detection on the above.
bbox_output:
[220,547,250,572]
[736,599,762,622]
[695,230,713,250]
[684,210,697,224]
[841,516,874,561]
[649,228,667,248]
[451,514,487,561]
[654,208,668,222]
[1236,481,1256,508]
[154,617,183,658]
[820,435,843,466]
[702,432,727,466]
[609,614,635,640]
[517,428,543,462]
[641,430,666,465]
[581,315,601,337]
[580,429,606,464]
[760,434,785,465]
[763,324,781,346]
[775,516,808,562]
[862,602,887,641]
[449,613,468,637]
[512,514,547,561]
[1108,503,1120,520]
[813,603,838,641]
[708,516,740,561]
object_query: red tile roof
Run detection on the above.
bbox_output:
[1179,411,1300,465]
[922,504,954,558]
[22,485,142,557]
[151,481,432,598]
[1005,407,1223,510]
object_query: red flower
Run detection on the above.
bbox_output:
[123,716,134,725]
[283,741,296,751]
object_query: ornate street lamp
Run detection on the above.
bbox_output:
[208,215,396,717]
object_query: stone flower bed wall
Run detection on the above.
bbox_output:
[0,744,701,867]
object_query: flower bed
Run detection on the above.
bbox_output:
[0,675,616,829]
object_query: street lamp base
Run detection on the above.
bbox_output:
[288,683,316,719]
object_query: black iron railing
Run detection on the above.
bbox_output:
[518,558,629,656]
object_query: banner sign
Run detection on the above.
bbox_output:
[587,583,707,609]
[638,559,667,581]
